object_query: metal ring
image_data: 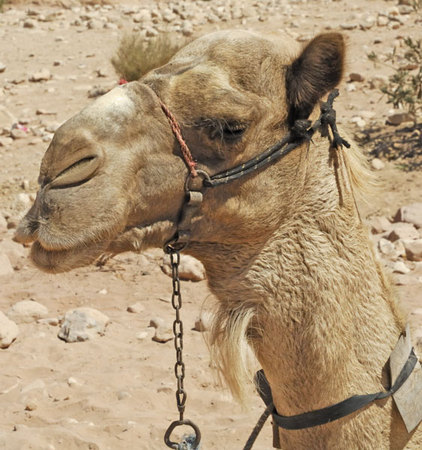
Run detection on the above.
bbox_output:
[164,419,201,449]
[184,169,211,193]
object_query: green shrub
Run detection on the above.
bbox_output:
[368,37,422,125]
[111,32,187,82]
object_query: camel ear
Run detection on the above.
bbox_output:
[286,33,345,122]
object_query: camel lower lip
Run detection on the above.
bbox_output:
[30,240,107,273]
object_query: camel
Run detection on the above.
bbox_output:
[14,30,421,449]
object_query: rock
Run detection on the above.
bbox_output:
[394,203,422,229]
[37,317,59,326]
[377,15,389,26]
[392,261,410,274]
[387,111,413,126]
[0,62,6,73]
[161,254,206,282]
[23,19,36,29]
[387,222,419,242]
[58,307,110,343]
[371,158,385,170]
[194,311,213,332]
[0,253,14,277]
[16,193,31,208]
[340,23,357,30]
[152,326,172,343]
[378,238,397,258]
[0,311,19,349]
[7,300,48,324]
[398,0,412,5]
[349,73,365,82]
[369,75,388,90]
[149,316,165,329]
[402,239,422,262]
[67,377,79,386]
[25,402,37,411]
[136,330,150,340]
[0,105,17,132]
[181,22,194,36]
[29,69,51,82]
[11,128,27,140]
[127,302,144,313]
[398,5,414,14]
[369,216,391,234]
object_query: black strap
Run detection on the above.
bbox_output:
[204,89,350,188]
[255,348,418,431]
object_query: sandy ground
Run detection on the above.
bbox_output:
[0,1,421,449]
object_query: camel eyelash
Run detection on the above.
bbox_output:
[195,118,248,142]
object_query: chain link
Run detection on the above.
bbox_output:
[169,250,187,421]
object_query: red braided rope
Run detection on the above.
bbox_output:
[159,101,198,178]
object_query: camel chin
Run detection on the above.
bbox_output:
[30,240,107,273]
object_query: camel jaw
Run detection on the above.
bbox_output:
[29,240,109,273]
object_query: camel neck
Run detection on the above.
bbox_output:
[188,206,404,431]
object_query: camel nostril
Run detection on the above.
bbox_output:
[50,155,100,189]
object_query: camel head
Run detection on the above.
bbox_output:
[15,30,345,272]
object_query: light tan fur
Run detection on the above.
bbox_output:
[15,30,421,449]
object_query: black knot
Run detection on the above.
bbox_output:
[291,119,312,140]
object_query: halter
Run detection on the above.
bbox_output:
[160,88,350,251]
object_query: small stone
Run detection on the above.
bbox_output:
[152,326,172,343]
[149,317,165,329]
[194,311,213,332]
[345,83,356,93]
[387,223,419,242]
[349,73,365,82]
[387,111,413,126]
[21,180,30,191]
[25,402,37,411]
[377,15,389,26]
[340,23,357,30]
[136,330,149,340]
[0,311,19,349]
[95,68,107,78]
[371,158,385,170]
[117,390,131,400]
[162,254,206,282]
[7,300,48,324]
[16,193,31,208]
[53,60,63,66]
[58,307,110,343]
[181,22,194,36]
[378,238,397,258]
[394,203,422,229]
[87,86,110,98]
[0,254,14,277]
[392,261,410,274]
[369,216,391,234]
[0,62,6,73]
[67,377,79,386]
[29,69,51,82]
[23,19,36,28]
[145,27,158,38]
[127,302,144,314]
[98,288,107,295]
[37,317,59,326]
[10,128,27,140]
[369,75,388,90]
[402,239,422,262]
[398,5,414,14]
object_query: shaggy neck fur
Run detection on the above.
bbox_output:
[188,138,420,449]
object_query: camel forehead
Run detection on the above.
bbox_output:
[81,85,137,131]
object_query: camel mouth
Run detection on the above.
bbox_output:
[30,239,108,273]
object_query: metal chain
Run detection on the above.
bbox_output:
[164,248,201,449]
[170,249,187,420]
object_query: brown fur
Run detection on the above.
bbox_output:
[15,30,421,448]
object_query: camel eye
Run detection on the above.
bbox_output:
[221,122,247,142]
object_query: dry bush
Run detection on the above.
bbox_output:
[111,32,187,82]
